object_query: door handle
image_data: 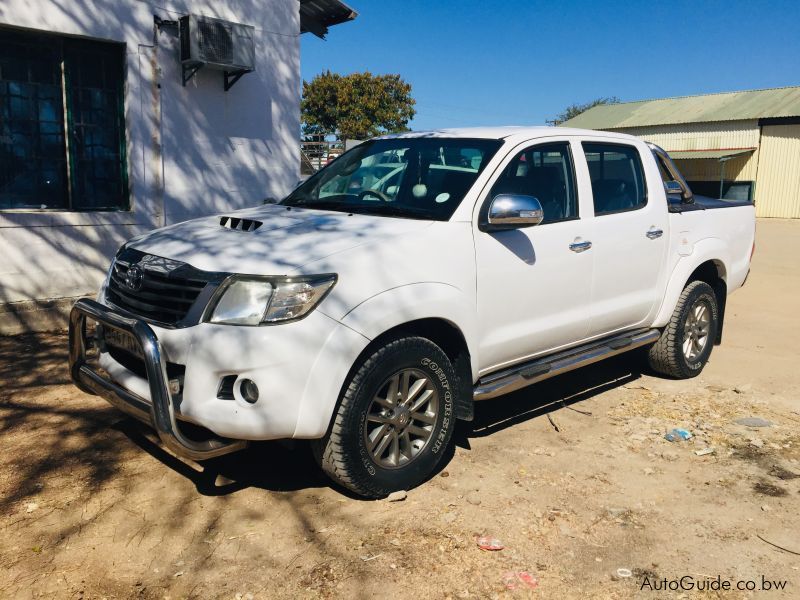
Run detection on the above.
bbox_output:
[569,240,592,253]
[646,228,664,239]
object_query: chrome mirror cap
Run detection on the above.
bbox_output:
[485,194,544,230]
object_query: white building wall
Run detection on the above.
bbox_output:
[0,0,300,316]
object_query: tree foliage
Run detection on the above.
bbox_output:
[301,71,416,140]
[549,96,620,126]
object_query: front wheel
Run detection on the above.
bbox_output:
[648,280,719,378]
[313,336,457,498]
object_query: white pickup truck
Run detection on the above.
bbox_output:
[69,127,756,497]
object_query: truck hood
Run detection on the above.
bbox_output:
[127,205,433,275]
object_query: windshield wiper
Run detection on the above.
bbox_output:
[286,200,436,220]
[347,204,435,220]
[286,199,345,210]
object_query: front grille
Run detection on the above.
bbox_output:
[105,250,216,326]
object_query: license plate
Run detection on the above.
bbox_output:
[104,326,144,360]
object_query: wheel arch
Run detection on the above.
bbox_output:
[343,317,475,422]
[654,245,730,343]
[687,259,728,344]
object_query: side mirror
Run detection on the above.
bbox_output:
[664,180,682,196]
[664,180,693,204]
[484,194,544,231]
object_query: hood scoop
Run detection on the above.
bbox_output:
[220,216,263,232]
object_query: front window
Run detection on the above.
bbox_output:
[488,142,578,224]
[283,138,503,220]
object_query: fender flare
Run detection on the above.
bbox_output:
[293,319,372,438]
[652,238,729,328]
[340,282,480,380]
[293,283,479,438]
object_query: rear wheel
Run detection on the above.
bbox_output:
[648,280,719,378]
[313,336,457,498]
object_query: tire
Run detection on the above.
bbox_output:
[648,280,719,379]
[313,336,457,498]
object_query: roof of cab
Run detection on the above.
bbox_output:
[377,126,637,142]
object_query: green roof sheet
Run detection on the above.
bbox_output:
[562,86,800,129]
[669,149,755,160]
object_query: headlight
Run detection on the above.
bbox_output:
[207,274,337,326]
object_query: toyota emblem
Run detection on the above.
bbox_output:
[124,265,145,291]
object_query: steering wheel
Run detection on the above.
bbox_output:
[358,189,393,202]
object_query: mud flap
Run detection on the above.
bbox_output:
[453,351,474,421]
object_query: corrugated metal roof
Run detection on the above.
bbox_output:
[562,86,800,129]
[300,0,358,38]
[669,148,755,160]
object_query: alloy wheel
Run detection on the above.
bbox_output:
[683,299,711,361]
[363,368,439,469]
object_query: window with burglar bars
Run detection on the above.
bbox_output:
[0,28,128,210]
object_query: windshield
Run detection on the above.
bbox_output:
[283,138,503,220]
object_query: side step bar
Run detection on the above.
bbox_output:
[474,328,660,401]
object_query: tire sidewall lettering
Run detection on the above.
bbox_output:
[340,342,459,494]
[356,351,456,478]
[422,357,452,454]
[356,408,377,476]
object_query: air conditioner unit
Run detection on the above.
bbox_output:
[179,14,255,90]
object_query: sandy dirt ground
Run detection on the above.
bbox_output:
[1,218,799,599]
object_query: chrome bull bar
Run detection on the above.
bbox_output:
[68,298,247,460]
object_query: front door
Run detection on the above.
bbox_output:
[474,140,594,372]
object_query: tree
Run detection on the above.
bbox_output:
[301,71,416,140]
[549,96,620,126]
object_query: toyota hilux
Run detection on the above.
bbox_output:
[69,127,756,497]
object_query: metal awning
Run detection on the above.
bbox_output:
[669,148,756,160]
[300,0,358,39]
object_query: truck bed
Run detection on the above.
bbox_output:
[669,195,753,213]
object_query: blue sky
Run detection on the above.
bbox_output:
[301,0,800,131]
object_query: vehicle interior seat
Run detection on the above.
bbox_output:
[525,166,566,222]
[592,178,634,213]
[487,165,568,223]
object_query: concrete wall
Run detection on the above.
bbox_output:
[0,0,300,332]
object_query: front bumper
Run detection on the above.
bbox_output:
[69,298,247,460]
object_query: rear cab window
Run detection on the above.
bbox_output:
[582,142,648,216]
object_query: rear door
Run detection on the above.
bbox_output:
[474,139,595,371]
[578,140,668,336]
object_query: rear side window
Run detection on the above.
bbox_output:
[582,143,647,215]
[488,142,578,224]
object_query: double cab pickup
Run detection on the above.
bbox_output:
[69,127,756,497]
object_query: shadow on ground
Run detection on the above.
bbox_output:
[0,332,70,393]
[120,353,645,498]
[467,353,642,439]
[0,331,645,501]
[117,420,334,496]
